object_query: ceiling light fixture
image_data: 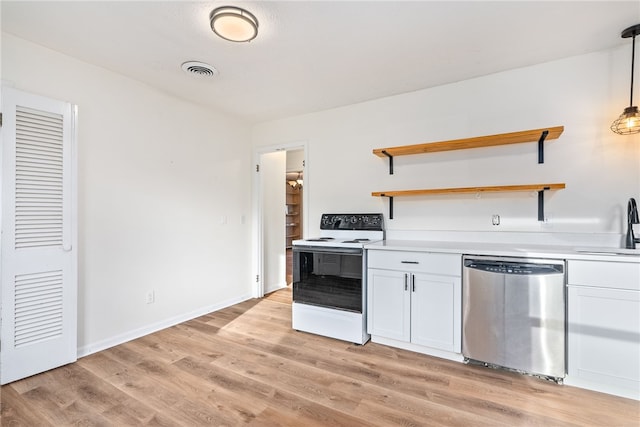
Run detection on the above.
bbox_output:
[288,172,303,189]
[611,23,640,135]
[210,6,258,43]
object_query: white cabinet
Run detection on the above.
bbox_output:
[566,260,640,400]
[411,272,460,350]
[367,250,462,360]
[368,269,410,341]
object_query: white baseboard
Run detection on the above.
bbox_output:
[371,335,464,363]
[77,292,253,358]
[564,376,640,401]
[264,282,288,295]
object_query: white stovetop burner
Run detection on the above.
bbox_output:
[293,213,385,248]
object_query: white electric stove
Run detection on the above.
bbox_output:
[291,213,384,344]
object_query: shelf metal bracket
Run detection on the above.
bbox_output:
[537,186,551,221]
[538,130,549,164]
[382,150,394,175]
[380,194,394,219]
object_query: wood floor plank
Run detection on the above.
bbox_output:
[102,342,267,425]
[172,355,373,427]
[104,366,232,426]
[212,350,363,414]
[76,352,130,380]
[246,406,327,427]
[0,385,54,426]
[2,287,639,426]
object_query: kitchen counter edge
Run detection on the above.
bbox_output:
[365,240,640,263]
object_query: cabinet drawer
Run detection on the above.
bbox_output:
[568,260,640,291]
[367,250,461,276]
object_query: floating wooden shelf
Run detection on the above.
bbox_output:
[372,183,566,197]
[373,126,564,174]
[372,183,566,220]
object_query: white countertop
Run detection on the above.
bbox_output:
[365,239,640,263]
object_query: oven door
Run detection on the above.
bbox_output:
[292,245,363,313]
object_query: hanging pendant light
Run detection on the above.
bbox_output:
[611,24,640,135]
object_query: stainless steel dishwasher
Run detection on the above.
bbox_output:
[462,255,566,380]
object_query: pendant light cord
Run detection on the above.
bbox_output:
[630,33,636,107]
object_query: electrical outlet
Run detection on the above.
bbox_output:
[146,290,155,304]
[491,214,500,226]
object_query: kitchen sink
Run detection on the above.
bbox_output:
[574,247,640,256]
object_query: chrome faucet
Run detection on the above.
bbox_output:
[626,198,640,249]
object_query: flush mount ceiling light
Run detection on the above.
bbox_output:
[611,23,640,135]
[210,6,258,43]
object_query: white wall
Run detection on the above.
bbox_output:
[2,34,253,354]
[252,47,640,241]
[286,149,304,172]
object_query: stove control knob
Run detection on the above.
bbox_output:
[350,216,358,223]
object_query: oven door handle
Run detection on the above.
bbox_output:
[292,245,363,255]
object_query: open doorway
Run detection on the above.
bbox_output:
[254,144,307,298]
[285,151,303,285]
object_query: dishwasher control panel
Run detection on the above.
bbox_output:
[464,258,564,275]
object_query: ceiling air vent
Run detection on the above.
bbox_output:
[181,61,219,77]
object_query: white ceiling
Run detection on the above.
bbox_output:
[2,1,639,123]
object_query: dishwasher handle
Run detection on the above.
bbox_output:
[464,258,564,275]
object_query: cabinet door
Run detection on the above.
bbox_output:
[411,273,461,352]
[567,285,640,396]
[367,269,410,342]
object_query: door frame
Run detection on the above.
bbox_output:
[252,141,308,298]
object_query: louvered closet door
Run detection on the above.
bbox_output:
[1,87,77,385]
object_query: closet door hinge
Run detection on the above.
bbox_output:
[256,275,260,283]
[256,164,259,172]
[0,113,3,127]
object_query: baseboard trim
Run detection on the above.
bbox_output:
[371,335,464,363]
[77,293,253,358]
[564,376,640,401]
[264,282,288,295]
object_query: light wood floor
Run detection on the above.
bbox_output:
[2,287,639,426]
